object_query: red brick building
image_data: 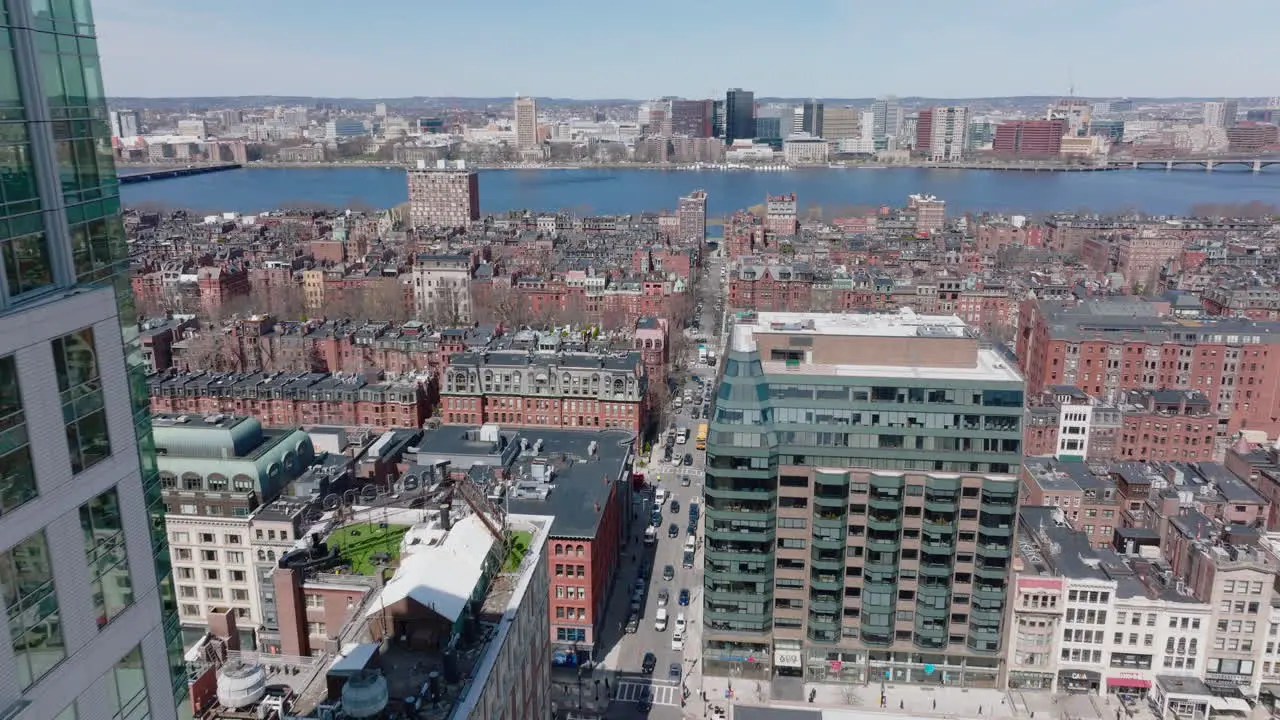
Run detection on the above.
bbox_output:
[993,119,1066,157]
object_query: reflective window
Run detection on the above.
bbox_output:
[80,486,133,627]
[52,701,77,720]
[1,530,65,687]
[53,326,111,473]
[0,354,37,513]
[105,646,149,720]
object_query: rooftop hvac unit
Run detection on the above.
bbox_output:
[216,661,267,710]
[341,671,389,719]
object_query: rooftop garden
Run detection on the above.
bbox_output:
[502,530,533,572]
[329,522,410,575]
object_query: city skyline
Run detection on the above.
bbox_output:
[98,0,1279,99]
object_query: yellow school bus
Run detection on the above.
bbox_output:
[695,423,708,450]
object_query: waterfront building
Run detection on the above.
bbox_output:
[821,106,860,142]
[0,1,187,717]
[725,88,756,145]
[917,106,970,161]
[515,95,539,151]
[110,109,140,138]
[801,100,824,138]
[782,133,829,165]
[871,96,903,148]
[1203,100,1240,129]
[703,311,1024,686]
[670,99,713,138]
[993,119,1066,157]
[406,160,480,229]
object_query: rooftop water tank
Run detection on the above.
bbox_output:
[217,662,267,709]
[342,671,389,719]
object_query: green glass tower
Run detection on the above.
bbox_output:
[702,311,1023,688]
[0,0,185,717]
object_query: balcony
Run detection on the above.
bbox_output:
[706,526,773,544]
[869,496,902,511]
[811,536,845,551]
[867,515,903,532]
[809,574,844,592]
[924,495,958,513]
[919,562,952,578]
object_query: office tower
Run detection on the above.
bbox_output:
[678,190,708,244]
[801,100,824,138]
[725,88,756,144]
[1203,100,1239,129]
[704,311,1023,685]
[671,99,713,138]
[0,1,185,718]
[514,95,539,150]
[992,120,1066,156]
[915,110,934,154]
[374,102,387,118]
[109,109,139,138]
[1047,99,1091,137]
[821,107,859,141]
[871,95,902,147]
[407,160,481,229]
[712,100,726,139]
[791,107,804,135]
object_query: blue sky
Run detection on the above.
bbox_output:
[97,0,1279,99]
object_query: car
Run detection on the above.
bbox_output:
[683,453,694,466]
[682,550,695,568]
[663,564,675,580]
[650,512,662,528]
[671,500,681,514]
[657,588,669,607]
[663,448,673,462]
[668,523,679,538]
[625,613,639,633]
[670,662,682,680]
[675,612,687,634]
[687,523,697,536]
[681,474,692,487]
[642,652,657,674]
[671,632,684,652]
[678,588,690,606]
[637,696,653,713]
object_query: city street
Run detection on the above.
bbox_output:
[598,248,728,719]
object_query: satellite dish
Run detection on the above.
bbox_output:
[403,474,419,491]
[323,493,341,510]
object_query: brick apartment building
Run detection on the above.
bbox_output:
[992,119,1066,157]
[148,370,431,430]
[1018,297,1280,437]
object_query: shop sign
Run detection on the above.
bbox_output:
[775,651,802,668]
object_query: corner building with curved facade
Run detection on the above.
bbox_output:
[703,311,1024,687]
[0,1,185,718]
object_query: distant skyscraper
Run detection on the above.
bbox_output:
[712,100,726,139]
[671,99,713,137]
[514,95,539,150]
[801,100,824,138]
[753,114,783,141]
[871,95,902,148]
[725,88,756,144]
[925,106,970,161]
[408,161,481,229]
[821,106,860,141]
[374,102,387,117]
[0,0,185,717]
[1203,100,1239,129]
[109,109,139,138]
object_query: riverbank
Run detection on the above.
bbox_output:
[118,160,1111,173]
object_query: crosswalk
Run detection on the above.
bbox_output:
[614,679,681,707]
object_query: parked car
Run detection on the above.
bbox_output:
[668,523,679,538]
[671,500,680,514]
[678,588,690,606]
[625,613,639,633]
[663,564,675,580]
[642,652,657,674]
[683,453,694,466]
[657,588,669,607]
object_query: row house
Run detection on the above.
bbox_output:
[439,348,647,434]
[148,370,430,431]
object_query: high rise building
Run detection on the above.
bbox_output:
[821,107,860,141]
[871,95,902,148]
[992,119,1066,157]
[109,109,140,138]
[670,99,713,138]
[927,106,970,161]
[1204,100,1240,129]
[678,190,708,244]
[407,160,481,229]
[725,88,756,144]
[712,100,726,139]
[801,100,824,138]
[0,2,186,718]
[704,311,1024,684]
[514,95,539,150]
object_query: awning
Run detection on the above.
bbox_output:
[1209,697,1251,713]
[1108,677,1153,689]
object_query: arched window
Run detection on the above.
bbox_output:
[181,472,203,491]
[555,544,564,555]
[258,549,266,561]
[159,472,178,489]
[576,544,585,557]
[267,550,275,561]
[206,473,229,491]
[232,474,255,492]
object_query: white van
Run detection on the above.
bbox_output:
[655,488,668,505]
[654,608,669,632]
[671,630,684,651]
[684,536,696,554]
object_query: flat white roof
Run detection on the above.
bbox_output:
[732,310,1023,383]
[364,514,496,623]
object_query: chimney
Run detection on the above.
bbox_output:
[440,501,452,531]
[273,567,309,657]
[207,607,241,652]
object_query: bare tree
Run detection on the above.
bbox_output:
[472,282,533,328]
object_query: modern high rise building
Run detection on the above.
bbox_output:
[108,109,139,139]
[514,95,539,150]
[871,96,902,148]
[801,100,824,138]
[821,107,860,141]
[724,88,756,144]
[1203,100,1239,129]
[0,2,185,719]
[926,106,971,161]
[407,160,481,229]
[670,99,713,138]
[703,311,1023,686]
[712,100,726,139]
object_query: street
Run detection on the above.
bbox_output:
[598,247,728,719]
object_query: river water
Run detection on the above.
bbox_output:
[118,165,1280,216]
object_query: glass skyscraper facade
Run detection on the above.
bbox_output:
[702,312,1023,688]
[0,1,184,718]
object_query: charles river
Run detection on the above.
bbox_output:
[118,165,1280,217]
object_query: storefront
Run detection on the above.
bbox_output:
[774,648,803,677]
[1058,669,1101,693]
[804,649,868,684]
[1106,675,1152,699]
[703,647,771,680]
[1008,670,1055,691]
